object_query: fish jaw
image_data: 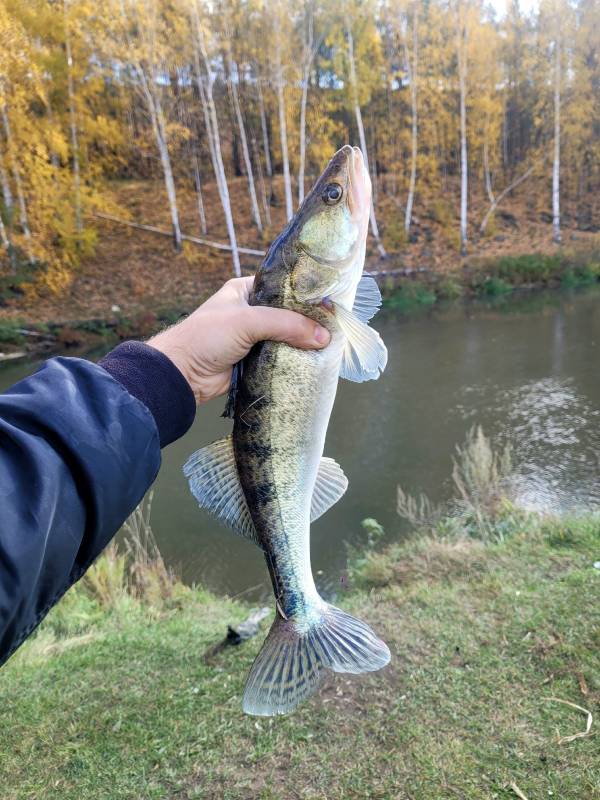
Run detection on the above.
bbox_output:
[348,146,372,228]
[327,148,371,312]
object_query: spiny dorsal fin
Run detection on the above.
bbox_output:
[335,302,388,383]
[183,435,260,547]
[311,457,348,522]
[222,360,244,419]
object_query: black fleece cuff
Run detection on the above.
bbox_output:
[99,341,196,447]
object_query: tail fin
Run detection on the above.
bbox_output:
[243,604,390,716]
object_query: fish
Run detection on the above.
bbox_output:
[184,145,390,716]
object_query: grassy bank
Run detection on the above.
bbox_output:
[380,241,600,313]
[1,433,599,799]
[2,242,600,362]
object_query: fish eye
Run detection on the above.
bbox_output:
[322,182,343,205]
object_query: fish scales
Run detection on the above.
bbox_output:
[234,330,345,620]
[185,145,391,715]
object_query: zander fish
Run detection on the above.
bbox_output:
[184,145,390,716]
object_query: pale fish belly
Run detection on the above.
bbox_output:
[266,329,345,618]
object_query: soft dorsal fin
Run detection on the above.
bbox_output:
[335,302,388,383]
[183,435,261,547]
[352,274,383,322]
[311,457,348,522]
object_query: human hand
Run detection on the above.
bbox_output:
[148,277,331,404]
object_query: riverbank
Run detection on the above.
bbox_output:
[1,239,599,365]
[2,436,599,799]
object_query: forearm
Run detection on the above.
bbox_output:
[0,344,194,665]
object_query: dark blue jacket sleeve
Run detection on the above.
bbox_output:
[0,343,195,666]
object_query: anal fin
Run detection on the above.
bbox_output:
[183,435,260,547]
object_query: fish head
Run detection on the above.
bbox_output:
[253,145,371,309]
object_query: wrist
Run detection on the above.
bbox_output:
[147,329,195,396]
[99,340,196,447]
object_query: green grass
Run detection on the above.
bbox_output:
[382,280,437,312]
[1,505,599,798]
[381,245,600,315]
[0,318,25,344]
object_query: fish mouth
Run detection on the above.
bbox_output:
[347,146,371,224]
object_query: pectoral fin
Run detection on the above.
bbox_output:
[352,274,383,322]
[183,435,260,547]
[335,302,388,383]
[310,457,348,522]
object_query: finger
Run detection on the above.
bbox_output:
[223,275,254,303]
[244,306,330,349]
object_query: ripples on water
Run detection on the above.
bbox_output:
[455,376,600,512]
[1,287,599,596]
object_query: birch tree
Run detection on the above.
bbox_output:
[113,0,183,251]
[0,144,12,214]
[272,4,294,222]
[0,104,31,243]
[345,16,386,257]
[224,42,262,233]
[551,14,562,243]
[189,0,241,275]
[297,1,325,205]
[453,0,469,255]
[398,0,419,234]
[63,0,82,237]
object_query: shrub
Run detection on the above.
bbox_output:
[395,426,520,544]
[430,199,453,228]
[382,216,408,251]
[561,263,600,288]
[436,278,463,300]
[0,319,25,344]
[477,276,513,296]
[495,253,561,283]
[383,281,437,312]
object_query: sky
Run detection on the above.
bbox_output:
[488,0,540,18]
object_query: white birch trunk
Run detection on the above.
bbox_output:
[257,79,273,179]
[226,51,262,232]
[298,6,314,205]
[0,196,16,273]
[1,106,30,242]
[192,6,241,276]
[0,208,10,252]
[193,155,207,235]
[552,34,561,244]
[480,165,533,234]
[0,146,13,213]
[63,0,82,236]
[155,89,183,252]
[404,4,418,234]
[456,8,468,255]
[137,68,183,252]
[346,23,386,258]
[483,138,494,205]
[253,134,272,226]
[274,34,293,221]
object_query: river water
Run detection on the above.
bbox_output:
[1,287,599,599]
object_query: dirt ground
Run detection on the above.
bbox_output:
[1,172,598,324]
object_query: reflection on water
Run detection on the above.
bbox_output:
[1,287,599,598]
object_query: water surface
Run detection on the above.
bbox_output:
[2,287,599,599]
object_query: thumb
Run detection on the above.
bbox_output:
[244,306,331,350]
